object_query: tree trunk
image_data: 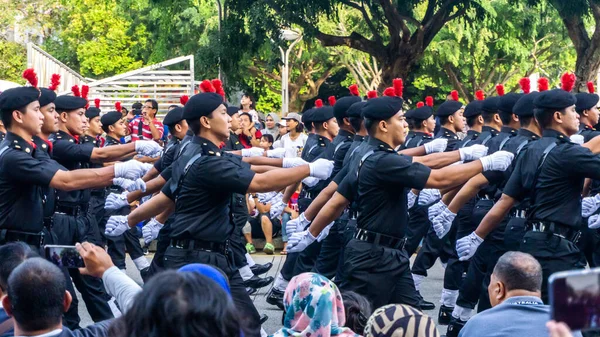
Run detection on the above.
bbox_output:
[378,50,420,92]
[574,47,600,92]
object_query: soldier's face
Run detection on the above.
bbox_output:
[452,109,465,132]
[562,105,579,136]
[424,115,436,134]
[207,104,231,139]
[40,102,58,134]
[63,108,86,136]
[230,114,240,131]
[88,116,103,136]
[587,106,600,126]
[389,110,408,146]
[111,118,128,137]
[18,101,43,135]
[323,118,339,139]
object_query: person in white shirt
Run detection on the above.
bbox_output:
[275,113,308,158]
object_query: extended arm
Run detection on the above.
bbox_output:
[90,143,136,163]
[425,160,484,189]
[50,167,115,191]
[308,192,350,237]
[247,166,310,193]
[447,174,490,213]
[304,181,339,221]
[412,151,461,169]
[474,194,516,238]
[127,192,174,227]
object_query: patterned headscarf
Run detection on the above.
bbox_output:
[270,272,361,337]
[364,304,440,337]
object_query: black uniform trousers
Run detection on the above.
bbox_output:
[163,245,261,337]
[313,215,348,279]
[147,217,174,277]
[411,227,454,277]
[339,239,420,310]
[577,218,598,267]
[334,217,358,283]
[405,201,434,257]
[53,212,114,323]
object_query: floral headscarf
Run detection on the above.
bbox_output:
[270,272,361,337]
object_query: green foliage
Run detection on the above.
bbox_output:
[0,40,27,83]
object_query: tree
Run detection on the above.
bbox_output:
[0,39,26,83]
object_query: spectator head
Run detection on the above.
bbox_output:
[488,251,543,307]
[132,102,143,111]
[0,242,36,295]
[240,94,255,110]
[277,119,288,136]
[260,134,274,150]
[275,272,359,337]
[282,113,303,134]
[3,258,69,335]
[143,99,159,118]
[168,105,179,111]
[108,270,241,337]
[342,291,372,335]
[364,304,440,337]
[266,113,280,130]
[239,112,253,130]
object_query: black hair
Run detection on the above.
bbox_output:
[7,258,66,332]
[108,271,242,337]
[240,93,256,110]
[304,121,313,132]
[348,116,363,133]
[407,118,426,130]
[0,242,36,292]
[482,111,497,124]
[132,102,143,110]
[439,115,451,126]
[364,117,378,135]
[186,118,202,135]
[498,110,513,125]
[519,116,533,128]
[493,251,542,293]
[342,291,372,335]
[466,115,480,128]
[239,112,252,122]
[102,118,123,133]
[145,99,158,110]
[534,107,565,129]
[261,133,274,144]
[335,116,345,126]
[313,121,327,133]
[168,105,179,110]
[121,107,129,114]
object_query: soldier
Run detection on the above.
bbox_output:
[402,98,436,150]
[434,91,465,151]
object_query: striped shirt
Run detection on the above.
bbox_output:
[128,118,164,142]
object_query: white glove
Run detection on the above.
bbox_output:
[418,189,441,206]
[316,222,334,242]
[424,138,448,154]
[407,190,417,209]
[479,151,514,171]
[135,140,163,157]
[287,213,311,236]
[114,161,148,180]
[433,208,457,238]
[241,147,264,157]
[302,177,319,187]
[459,144,488,161]
[283,157,308,168]
[142,218,164,244]
[257,191,278,204]
[456,232,484,261]
[570,134,584,145]
[104,192,130,210]
[112,178,146,192]
[270,199,286,219]
[266,148,286,158]
[582,194,600,218]
[589,214,600,229]
[286,230,317,253]
[104,215,130,237]
[308,159,334,180]
[428,200,447,223]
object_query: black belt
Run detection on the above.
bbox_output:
[510,209,528,219]
[354,228,406,250]
[55,204,88,216]
[348,209,359,220]
[478,194,495,201]
[527,221,581,242]
[0,229,44,247]
[43,217,54,229]
[90,189,106,197]
[170,239,229,255]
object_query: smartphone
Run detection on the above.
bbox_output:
[44,245,85,269]
[549,267,600,331]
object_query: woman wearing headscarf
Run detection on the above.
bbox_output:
[363,304,440,337]
[264,113,281,138]
[271,272,361,337]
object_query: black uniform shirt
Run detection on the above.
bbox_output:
[457,129,481,148]
[80,135,100,147]
[0,131,6,142]
[338,137,431,238]
[0,132,62,231]
[436,127,460,151]
[154,137,181,173]
[303,135,333,196]
[223,131,244,151]
[51,130,94,205]
[33,136,66,218]
[159,131,194,182]
[485,126,518,153]
[330,129,354,178]
[403,131,434,149]
[473,126,500,146]
[161,136,255,242]
[504,129,600,227]
[300,133,318,159]
[578,124,600,143]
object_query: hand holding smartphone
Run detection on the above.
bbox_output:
[550,267,600,332]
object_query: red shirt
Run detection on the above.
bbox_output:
[239,130,262,149]
[128,118,164,142]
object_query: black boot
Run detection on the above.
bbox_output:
[438,305,454,325]
[250,262,273,276]
[246,287,257,296]
[416,291,435,310]
[243,275,274,289]
[266,287,285,310]
[140,267,151,283]
[446,316,467,337]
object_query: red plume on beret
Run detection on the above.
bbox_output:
[425,96,434,107]
[475,90,485,101]
[450,90,459,101]
[115,102,122,112]
[81,85,89,100]
[180,95,189,106]
[328,96,336,106]
[561,72,576,92]
[314,99,323,108]
[22,68,38,88]
[48,74,61,91]
[199,80,216,93]
[71,85,81,97]
[393,78,403,97]
[383,87,396,97]
[211,79,225,98]
[349,84,360,96]
[538,77,549,92]
[518,78,531,94]
[416,102,424,108]
[587,81,595,94]
[94,98,100,109]
[367,90,378,99]
[495,84,505,96]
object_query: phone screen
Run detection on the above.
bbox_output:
[44,245,85,269]
[550,268,600,331]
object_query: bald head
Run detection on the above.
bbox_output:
[493,251,542,293]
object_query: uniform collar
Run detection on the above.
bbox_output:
[5,132,36,155]
[192,136,222,156]
[482,126,499,135]
[33,135,53,154]
[580,123,596,131]
[105,135,121,145]
[467,129,481,137]
[501,126,518,135]
[354,134,366,142]
[414,131,433,138]
[517,129,540,140]
[316,134,331,145]
[368,137,395,152]
[81,134,98,145]
[337,129,354,140]
[542,129,569,142]
[55,130,80,143]
[439,127,458,139]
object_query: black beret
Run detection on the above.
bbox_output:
[163,107,185,126]
[101,111,123,127]
[513,92,541,117]
[311,106,335,123]
[481,97,500,114]
[85,107,101,119]
[39,88,57,107]
[362,96,404,120]
[463,101,484,118]
[302,108,314,124]
[533,89,577,110]
[498,93,523,114]
[0,87,40,112]
[54,95,88,111]
[575,93,600,113]
[346,101,366,118]
[226,106,239,116]
[183,92,224,120]
[334,96,362,120]
[436,100,463,117]
[406,106,433,120]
